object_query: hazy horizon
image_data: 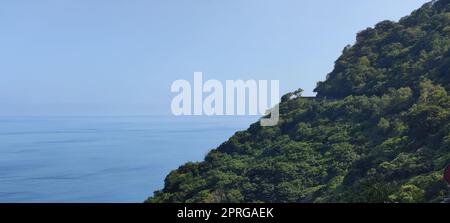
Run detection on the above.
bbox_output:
[0,0,430,116]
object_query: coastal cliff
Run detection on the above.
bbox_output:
[148,0,450,203]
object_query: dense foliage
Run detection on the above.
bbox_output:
[147,0,450,203]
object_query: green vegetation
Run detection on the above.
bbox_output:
[147,0,450,203]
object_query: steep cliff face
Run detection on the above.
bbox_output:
[147,0,450,203]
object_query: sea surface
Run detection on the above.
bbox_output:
[0,116,257,202]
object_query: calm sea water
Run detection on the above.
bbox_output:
[0,116,257,203]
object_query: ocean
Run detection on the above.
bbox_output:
[0,116,257,202]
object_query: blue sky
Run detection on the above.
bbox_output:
[0,0,430,115]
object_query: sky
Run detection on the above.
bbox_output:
[0,0,430,116]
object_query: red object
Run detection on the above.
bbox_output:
[445,165,450,185]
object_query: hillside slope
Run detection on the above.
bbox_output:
[148,0,450,203]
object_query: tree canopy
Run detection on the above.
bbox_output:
[147,0,450,203]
